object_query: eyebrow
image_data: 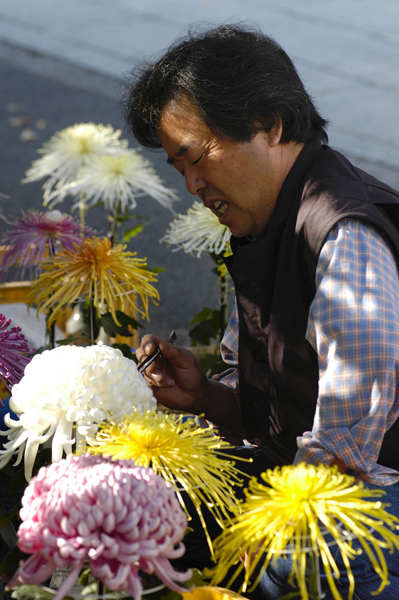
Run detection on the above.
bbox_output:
[166,144,193,165]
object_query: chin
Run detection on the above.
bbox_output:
[230,227,251,239]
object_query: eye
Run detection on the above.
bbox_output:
[181,170,185,177]
[192,154,203,165]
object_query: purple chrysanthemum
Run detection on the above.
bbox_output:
[0,209,94,280]
[0,314,32,406]
[7,454,191,600]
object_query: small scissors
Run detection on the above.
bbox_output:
[138,331,177,374]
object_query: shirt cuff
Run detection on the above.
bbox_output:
[295,428,399,485]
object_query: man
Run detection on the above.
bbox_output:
[124,24,399,598]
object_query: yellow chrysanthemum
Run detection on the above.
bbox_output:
[27,236,159,326]
[87,409,247,555]
[211,463,399,600]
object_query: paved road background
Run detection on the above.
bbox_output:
[1,0,399,346]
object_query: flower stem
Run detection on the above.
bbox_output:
[108,199,122,246]
[89,297,96,344]
[78,198,86,226]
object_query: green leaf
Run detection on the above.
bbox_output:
[0,546,20,577]
[11,585,75,600]
[122,223,145,242]
[186,568,211,588]
[56,335,87,346]
[100,313,132,337]
[189,307,214,327]
[189,321,215,346]
[81,581,98,596]
[114,310,144,329]
[78,568,92,587]
[189,308,221,345]
[7,465,27,495]
[112,343,137,361]
[99,311,144,337]
[0,502,21,527]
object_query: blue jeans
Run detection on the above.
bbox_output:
[258,482,399,600]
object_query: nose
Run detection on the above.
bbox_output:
[184,167,207,196]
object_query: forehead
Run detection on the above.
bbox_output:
[157,96,213,159]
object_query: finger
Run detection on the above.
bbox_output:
[136,334,162,365]
[157,340,196,368]
[138,334,162,356]
[143,369,175,388]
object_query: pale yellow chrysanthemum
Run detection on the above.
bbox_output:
[87,409,246,555]
[161,201,231,257]
[27,237,159,326]
[23,123,128,206]
[211,463,399,600]
[69,150,179,214]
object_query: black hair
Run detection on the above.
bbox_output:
[123,24,328,147]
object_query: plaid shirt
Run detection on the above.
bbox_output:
[214,219,399,485]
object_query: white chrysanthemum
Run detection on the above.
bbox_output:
[161,200,231,257]
[69,149,179,214]
[23,123,128,205]
[0,344,155,481]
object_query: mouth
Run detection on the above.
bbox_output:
[212,200,228,216]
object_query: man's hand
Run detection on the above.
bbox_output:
[136,334,210,414]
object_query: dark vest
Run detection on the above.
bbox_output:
[225,143,399,469]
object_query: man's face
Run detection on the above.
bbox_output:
[157,96,290,239]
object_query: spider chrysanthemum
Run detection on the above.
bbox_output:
[211,463,399,600]
[0,209,93,280]
[26,236,160,326]
[70,150,179,214]
[88,409,245,554]
[161,200,231,258]
[23,122,128,205]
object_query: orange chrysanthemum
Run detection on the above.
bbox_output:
[27,236,159,326]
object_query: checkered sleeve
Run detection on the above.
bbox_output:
[295,219,399,485]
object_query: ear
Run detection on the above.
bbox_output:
[267,117,283,148]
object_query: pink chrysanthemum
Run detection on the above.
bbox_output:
[0,314,32,406]
[7,454,191,600]
[0,209,93,280]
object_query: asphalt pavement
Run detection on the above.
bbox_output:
[1,0,399,346]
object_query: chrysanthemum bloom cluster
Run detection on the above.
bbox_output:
[23,122,178,215]
[88,409,245,554]
[0,344,155,480]
[161,200,231,258]
[0,209,93,280]
[23,123,128,205]
[211,463,399,600]
[70,149,178,214]
[7,454,191,600]
[27,236,160,327]
[0,314,32,404]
